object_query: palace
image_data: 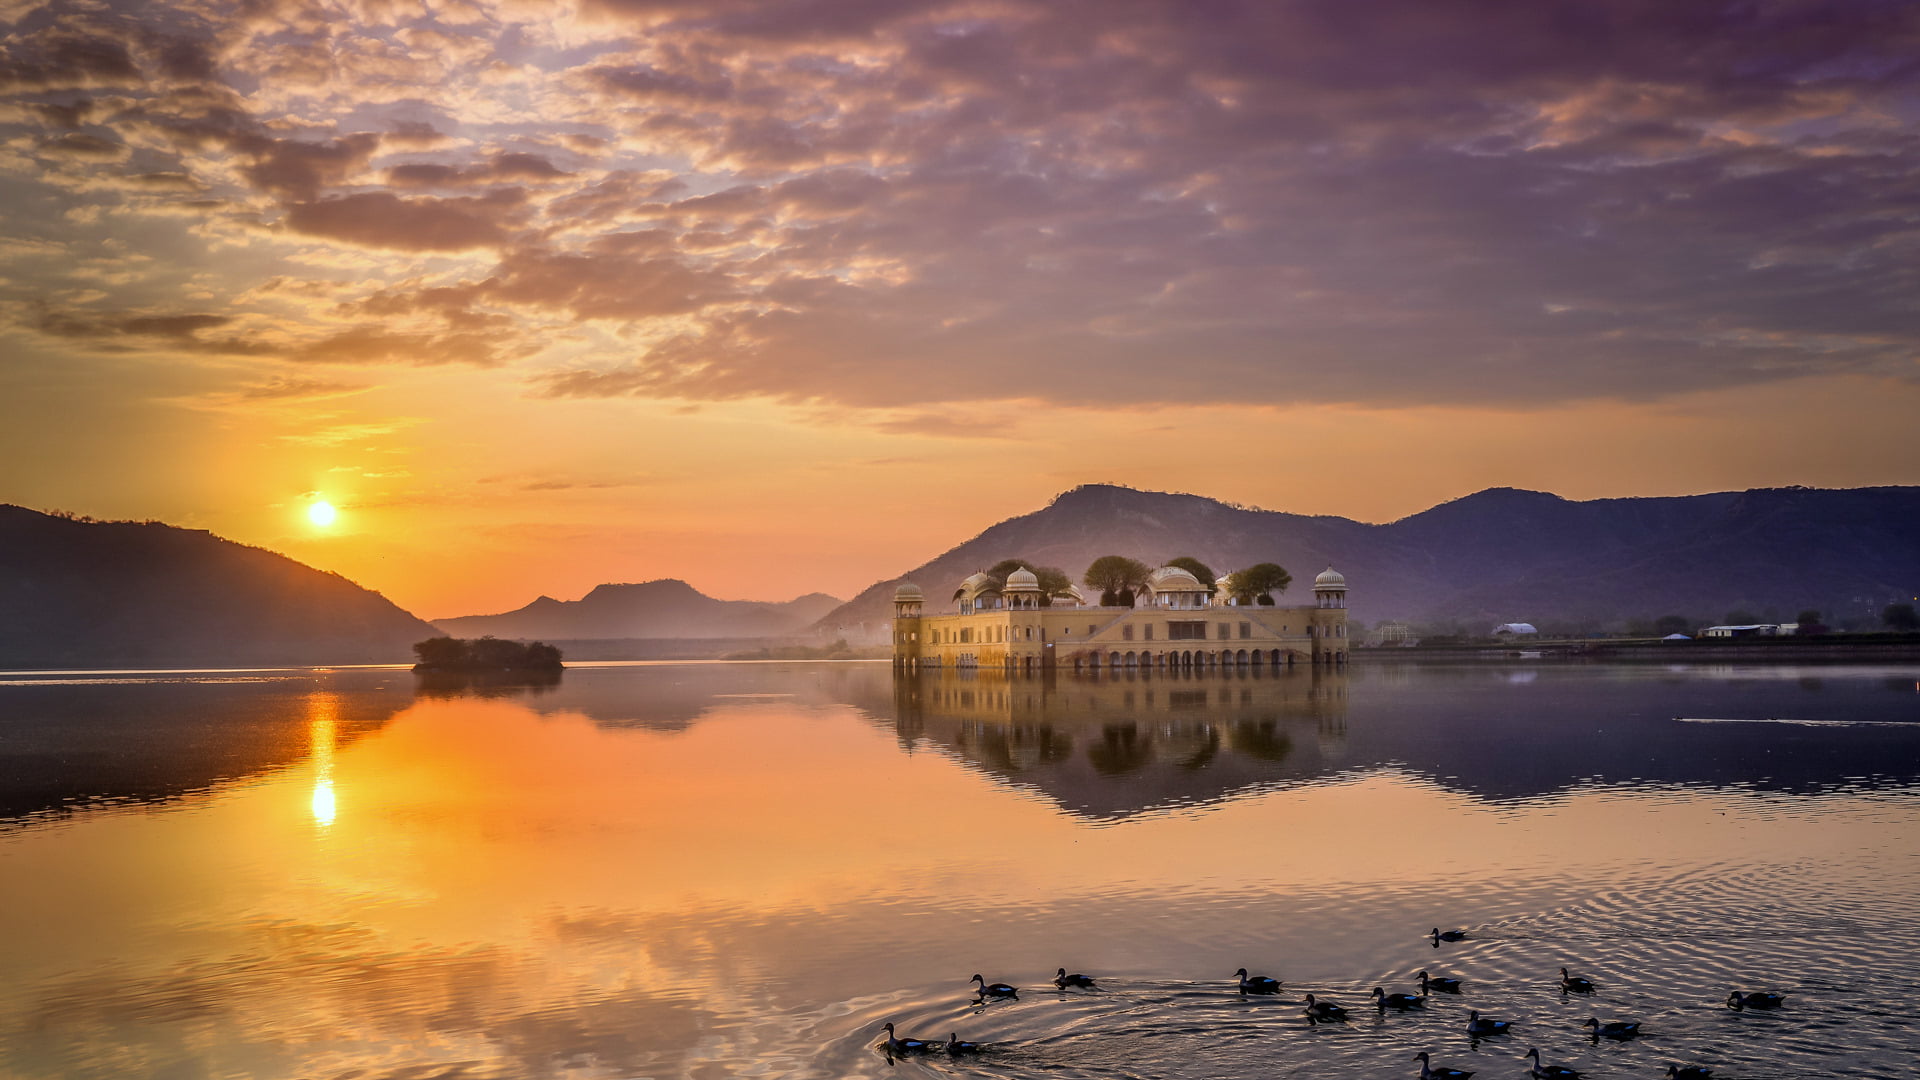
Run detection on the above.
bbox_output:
[892,564,1349,671]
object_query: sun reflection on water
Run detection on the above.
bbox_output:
[308,692,337,827]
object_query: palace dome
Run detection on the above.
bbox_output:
[893,582,923,601]
[1003,567,1041,592]
[1314,566,1347,589]
[1148,566,1203,590]
[954,571,1002,604]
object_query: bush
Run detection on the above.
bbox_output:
[412,635,564,671]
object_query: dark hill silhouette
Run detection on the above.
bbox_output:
[0,506,440,667]
[434,580,842,640]
[816,483,1920,634]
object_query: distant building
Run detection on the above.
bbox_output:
[893,566,1351,671]
[1369,620,1416,647]
[1492,622,1538,636]
[1701,624,1780,638]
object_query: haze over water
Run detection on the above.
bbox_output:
[3,661,1918,1079]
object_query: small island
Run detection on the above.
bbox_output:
[412,635,564,673]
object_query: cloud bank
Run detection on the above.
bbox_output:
[3,0,1917,409]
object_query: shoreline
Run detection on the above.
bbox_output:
[1354,639,1920,663]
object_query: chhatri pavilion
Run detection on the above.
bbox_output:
[891,565,1349,671]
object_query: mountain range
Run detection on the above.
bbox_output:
[816,483,1920,634]
[5,483,1916,668]
[433,580,841,640]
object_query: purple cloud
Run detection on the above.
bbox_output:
[2,0,1916,401]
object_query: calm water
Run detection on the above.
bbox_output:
[2,661,1919,1079]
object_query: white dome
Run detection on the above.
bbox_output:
[1314,566,1347,589]
[1148,566,1204,590]
[893,581,923,601]
[960,572,995,591]
[1003,567,1041,592]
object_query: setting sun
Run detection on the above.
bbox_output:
[307,500,337,528]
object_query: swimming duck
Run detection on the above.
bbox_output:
[1464,1010,1511,1036]
[1666,1067,1712,1080]
[1055,967,1097,989]
[1414,1051,1474,1080]
[1419,970,1464,994]
[1234,967,1282,994]
[1432,927,1470,943]
[1373,986,1426,1010]
[880,1022,931,1054]
[1727,990,1785,1009]
[1582,1017,1639,1039]
[1559,967,1596,993]
[970,974,1018,999]
[1302,993,1349,1021]
[946,1033,982,1056]
[1524,1047,1581,1079]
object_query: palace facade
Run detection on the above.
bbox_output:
[892,565,1349,671]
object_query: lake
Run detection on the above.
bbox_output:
[2,660,1918,1079]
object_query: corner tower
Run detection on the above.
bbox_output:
[1310,566,1349,665]
[893,582,924,668]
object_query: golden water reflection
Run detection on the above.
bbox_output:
[309,691,336,828]
[2,663,1920,1079]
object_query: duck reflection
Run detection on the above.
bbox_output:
[891,667,1349,819]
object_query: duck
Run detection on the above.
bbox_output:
[1432,927,1470,943]
[1302,993,1349,1021]
[1055,967,1097,990]
[1582,1017,1639,1039]
[1234,967,1282,994]
[1414,1051,1474,1080]
[880,1022,931,1054]
[1373,986,1426,1010]
[1464,1010,1511,1036]
[946,1033,982,1056]
[1559,967,1596,993]
[970,974,1018,999]
[1524,1047,1582,1079]
[1667,1067,1712,1080]
[1419,970,1464,994]
[1727,990,1786,1009]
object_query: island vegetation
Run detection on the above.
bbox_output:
[412,635,564,672]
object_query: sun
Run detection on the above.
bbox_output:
[308,500,338,527]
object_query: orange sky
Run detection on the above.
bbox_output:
[3,1,1917,618]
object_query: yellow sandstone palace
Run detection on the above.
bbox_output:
[892,565,1349,671]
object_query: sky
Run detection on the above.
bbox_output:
[2,0,1918,619]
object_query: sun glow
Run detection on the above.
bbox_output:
[309,693,337,828]
[308,500,337,527]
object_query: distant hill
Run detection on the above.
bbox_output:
[0,506,441,667]
[817,484,1920,635]
[434,580,842,640]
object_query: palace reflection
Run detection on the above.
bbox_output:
[889,667,1349,819]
